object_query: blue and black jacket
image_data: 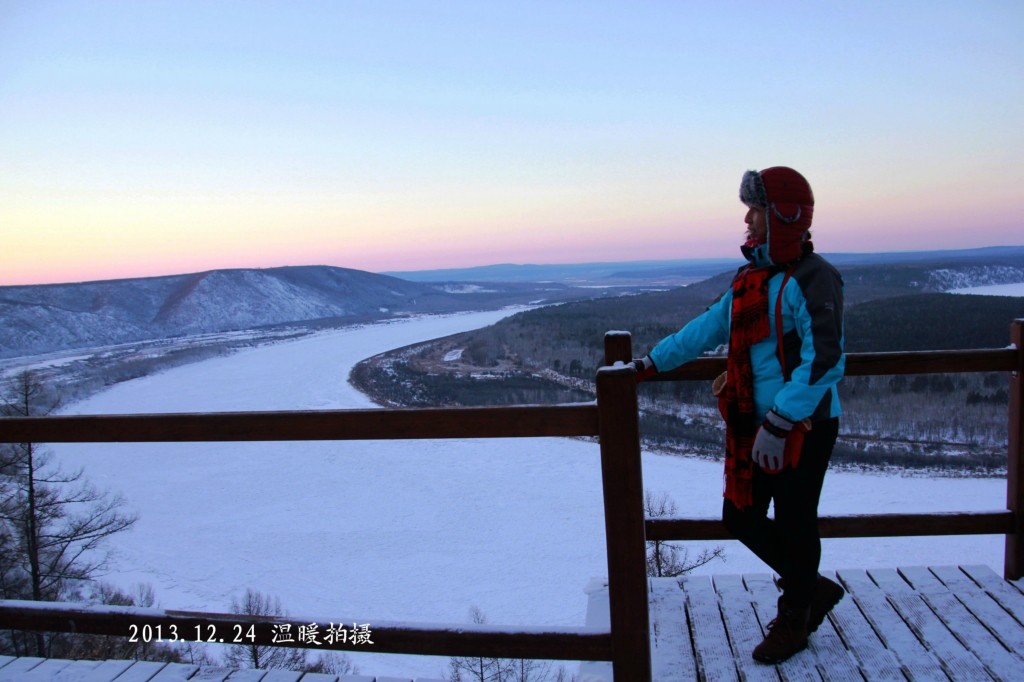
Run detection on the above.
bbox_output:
[649,253,845,424]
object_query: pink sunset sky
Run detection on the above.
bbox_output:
[1,2,1022,286]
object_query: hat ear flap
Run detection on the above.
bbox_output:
[767,203,813,263]
[772,202,802,224]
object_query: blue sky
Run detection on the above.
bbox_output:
[1,1,1021,284]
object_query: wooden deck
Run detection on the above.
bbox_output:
[647,564,1024,682]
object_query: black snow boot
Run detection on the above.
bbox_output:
[752,597,810,664]
[778,574,845,633]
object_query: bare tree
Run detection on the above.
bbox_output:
[223,588,356,674]
[300,651,359,676]
[0,524,28,603]
[0,370,137,655]
[446,607,575,682]
[644,490,724,578]
[223,589,303,670]
[447,606,504,682]
[58,582,182,662]
[180,641,221,667]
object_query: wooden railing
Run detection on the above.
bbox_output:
[0,320,1022,682]
[0,360,647,678]
[640,319,1024,594]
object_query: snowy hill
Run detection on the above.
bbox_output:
[926,265,1024,291]
[0,266,579,358]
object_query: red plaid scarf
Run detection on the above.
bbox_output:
[723,264,772,510]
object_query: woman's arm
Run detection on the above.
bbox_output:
[648,289,733,372]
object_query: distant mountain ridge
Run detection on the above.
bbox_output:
[383,258,743,283]
[7,246,1024,359]
[0,265,576,359]
[384,245,1024,283]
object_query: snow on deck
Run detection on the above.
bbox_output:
[582,564,1024,682]
[0,658,438,682]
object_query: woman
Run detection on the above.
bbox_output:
[633,167,846,663]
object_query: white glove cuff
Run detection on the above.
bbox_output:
[766,409,795,431]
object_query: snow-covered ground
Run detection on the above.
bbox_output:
[949,282,1024,296]
[52,310,1008,678]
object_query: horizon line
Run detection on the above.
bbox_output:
[6,244,1024,289]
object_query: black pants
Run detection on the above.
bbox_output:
[722,417,839,608]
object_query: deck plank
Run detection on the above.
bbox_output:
[744,574,861,682]
[260,670,303,682]
[928,567,984,595]
[0,657,46,681]
[902,569,1024,655]
[902,567,1024,682]
[192,667,235,682]
[110,661,170,682]
[822,572,904,682]
[922,589,1024,682]
[149,663,200,681]
[223,670,268,681]
[60,660,137,682]
[680,575,740,682]
[897,567,949,595]
[952,590,1024,657]
[649,577,698,682]
[866,569,915,595]
[869,568,989,681]
[712,575,780,682]
[18,659,75,681]
[930,567,1024,657]
[959,565,1024,626]
[48,660,103,682]
[836,569,948,681]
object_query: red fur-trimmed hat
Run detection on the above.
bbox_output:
[739,167,814,264]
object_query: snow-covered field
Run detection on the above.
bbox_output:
[53,310,1008,678]
[950,282,1024,296]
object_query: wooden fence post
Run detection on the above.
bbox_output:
[1006,319,1024,580]
[604,330,633,366]
[597,332,652,682]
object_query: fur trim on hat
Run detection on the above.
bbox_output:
[739,170,767,207]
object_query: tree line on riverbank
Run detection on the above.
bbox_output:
[351,274,1024,474]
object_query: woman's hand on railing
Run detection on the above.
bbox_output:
[632,356,658,383]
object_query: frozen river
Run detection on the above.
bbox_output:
[53,310,1008,677]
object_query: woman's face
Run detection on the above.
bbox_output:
[745,205,767,240]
